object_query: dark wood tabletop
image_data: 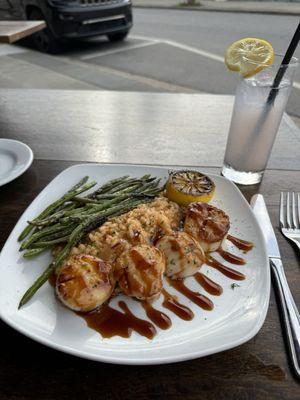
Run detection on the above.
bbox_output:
[0,90,300,399]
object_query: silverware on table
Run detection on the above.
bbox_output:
[251,194,300,379]
[280,192,300,251]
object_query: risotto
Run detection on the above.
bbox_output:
[69,197,181,264]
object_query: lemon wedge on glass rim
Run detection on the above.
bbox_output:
[225,37,274,78]
[165,170,215,206]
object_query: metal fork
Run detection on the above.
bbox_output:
[280,192,300,251]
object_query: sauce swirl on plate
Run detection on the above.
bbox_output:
[167,278,214,311]
[217,248,246,265]
[72,230,252,338]
[206,256,245,280]
[227,235,254,252]
[141,301,172,330]
[78,301,157,339]
[161,289,194,321]
[194,272,223,296]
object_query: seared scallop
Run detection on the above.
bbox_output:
[156,231,205,279]
[184,202,230,252]
[115,244,165,301]
[56,254,115,312]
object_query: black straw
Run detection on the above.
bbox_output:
[267,22,300,105]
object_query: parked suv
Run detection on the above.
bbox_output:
[0,0,133,53]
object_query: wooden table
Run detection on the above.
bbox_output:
[0,90,300,399]
[0,21,46,44]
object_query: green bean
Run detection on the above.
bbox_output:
[88,175,129,197]
[18,177,90,241]
[18,174,163,308]
[32,236,70,248]
[20,224,69,250]
[23,248,49,258]
[30,203,77,226]
[31,225,77,244]
[18,264,55,309]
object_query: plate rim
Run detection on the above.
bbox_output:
[0,138,34,187]
[0,162,270,365]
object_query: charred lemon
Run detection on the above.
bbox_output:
[165,170,215,206]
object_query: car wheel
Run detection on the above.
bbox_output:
[28,9,61,54]
[107,31,129,42]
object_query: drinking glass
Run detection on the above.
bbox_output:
[222,55,298,185]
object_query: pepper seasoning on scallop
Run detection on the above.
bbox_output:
[56,254,115,312]
[115,244,165,301]
[184,202,230,252]
[156,231,206,279]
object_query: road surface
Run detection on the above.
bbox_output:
[0,8,299,119]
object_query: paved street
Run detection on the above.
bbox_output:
[0,8,299,119]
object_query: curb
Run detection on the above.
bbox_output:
[133,4,300,16]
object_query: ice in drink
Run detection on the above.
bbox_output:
[222,37,298,185]
[223,77,292,176]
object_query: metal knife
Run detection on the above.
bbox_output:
[251,194,300,379]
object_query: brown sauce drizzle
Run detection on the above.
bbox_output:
[141,301,172,330]
[227,234,254,252]
[170,239,183,255]
[206,256,245,281]
[78,301,157,339]
[162,289,194,321]
[194,272,223,296]
[188,203,230,237]
[170,238,180,251]
[217,248,246,265]
[130,248,153,270]
[73,233,253,339]
[167,278,214,311]
[152,229,164,245]
[128,248,157,295]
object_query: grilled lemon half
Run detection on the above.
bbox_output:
[166,170,215,206]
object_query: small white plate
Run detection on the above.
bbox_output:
[0,164,270,365]
[0,139,33,187]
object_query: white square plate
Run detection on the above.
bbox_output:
[0,164,270,365]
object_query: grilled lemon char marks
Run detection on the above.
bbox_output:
[166,170,215,206]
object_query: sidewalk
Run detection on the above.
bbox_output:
[133,0,300,16]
